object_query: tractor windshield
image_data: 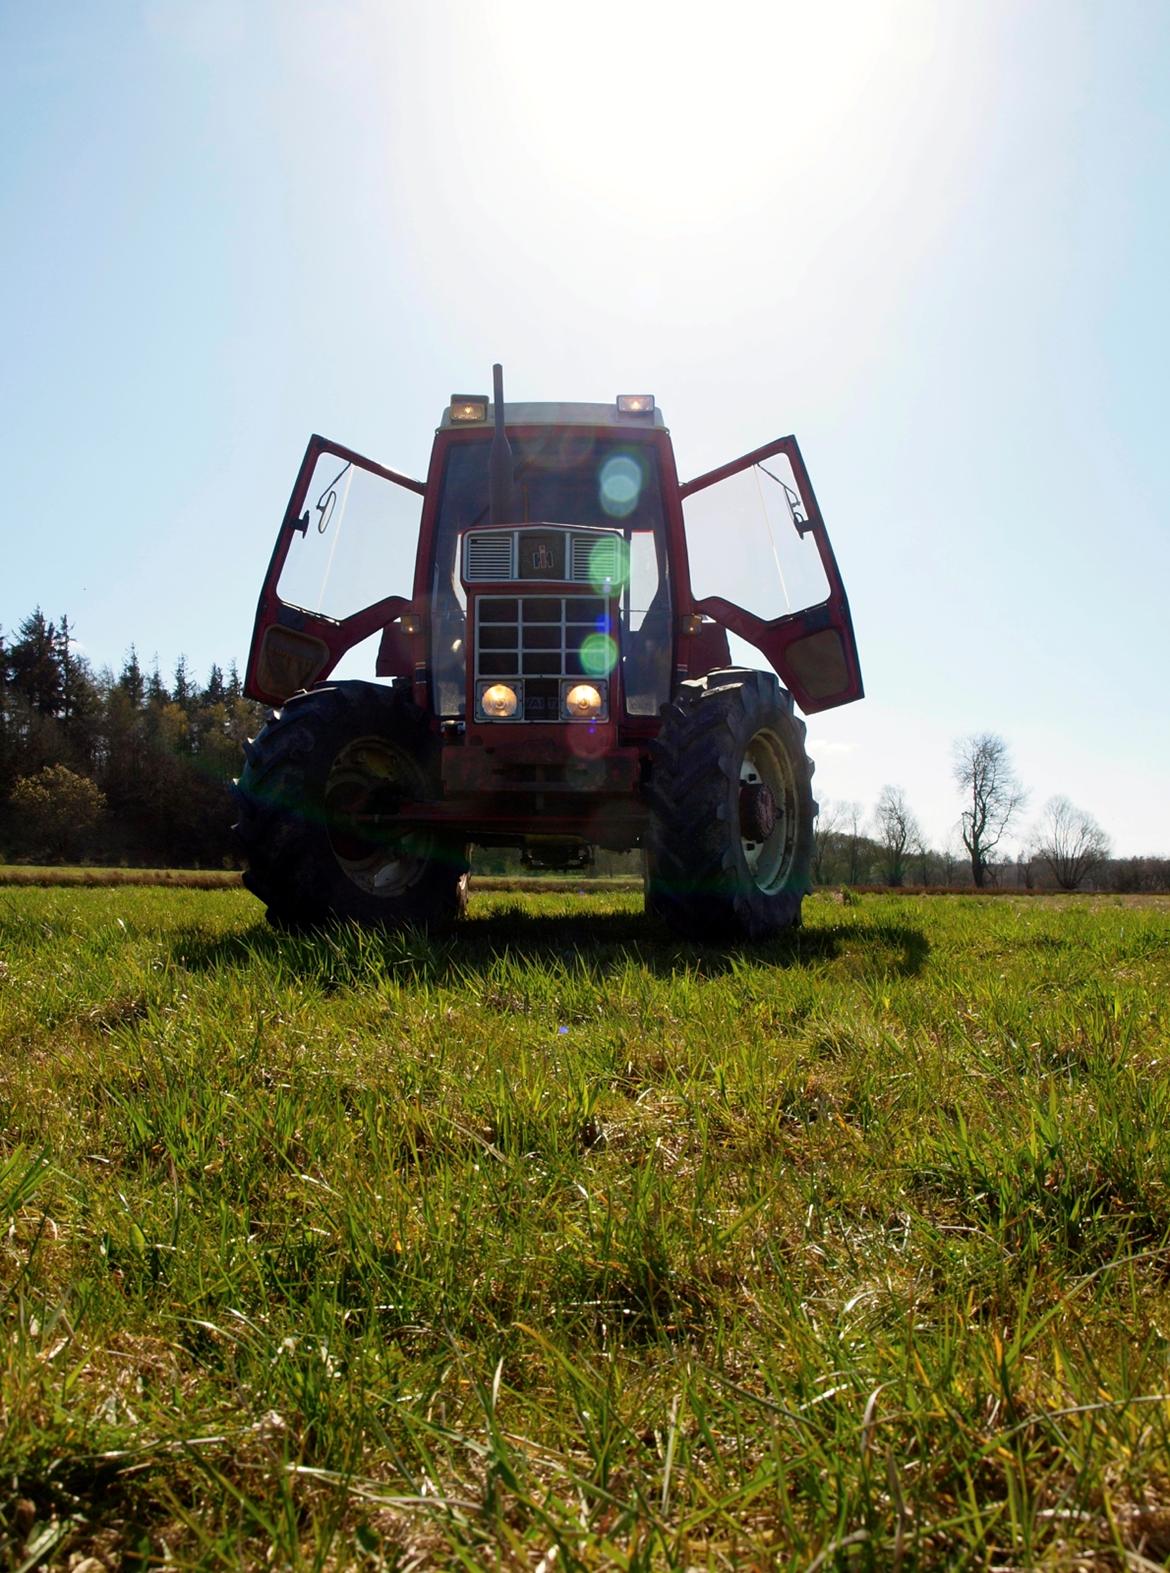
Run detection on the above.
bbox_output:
[430,434,671,717]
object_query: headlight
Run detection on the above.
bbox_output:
[563,682,606,720]
[479,682,520,719]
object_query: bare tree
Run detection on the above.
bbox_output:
[874,785,920,887]
[953,732,1025,888]
[940,833,963,887]
[842,800,865,884]
[1034,796,1111,889]
[916,834,936,887]
[812,798,844,883]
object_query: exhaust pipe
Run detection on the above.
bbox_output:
[488,362,515,526]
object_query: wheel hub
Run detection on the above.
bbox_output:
[324,737,429,897]
[739,729,798,891]
[739,780,777,843]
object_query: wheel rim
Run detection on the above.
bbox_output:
[738,728,799,892]
[323,737,432,897]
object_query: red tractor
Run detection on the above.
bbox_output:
[236,368,862,940]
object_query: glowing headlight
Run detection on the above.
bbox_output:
[564,682,603,719]
[480,682,519,718]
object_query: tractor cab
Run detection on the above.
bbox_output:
[238,368,863,940]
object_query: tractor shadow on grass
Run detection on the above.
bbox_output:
[167,909,930,984]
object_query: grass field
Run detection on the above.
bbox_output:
[2,887,1170,1570]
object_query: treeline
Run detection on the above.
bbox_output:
[817,732,1166,892]
[0,609,266,866]
[813,802,1169,893]
[3,612,1166,889]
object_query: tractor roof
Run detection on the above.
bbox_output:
[437,401,667,433]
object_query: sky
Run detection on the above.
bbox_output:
[2,0,1168,856]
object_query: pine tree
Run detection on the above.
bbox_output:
[10,608,63,716]
[56,615,100,773]
[203,663,226,705]
[146,659,167,707]
[118,646,145,707]
[0,625,13,793]
[172,655,196,713]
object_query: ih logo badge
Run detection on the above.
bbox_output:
[519,531,563,579]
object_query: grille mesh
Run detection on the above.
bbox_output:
[475,596,607,680]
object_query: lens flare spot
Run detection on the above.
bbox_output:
[588,534,629,593]
[579,632,618,677]
[599,454,643,519]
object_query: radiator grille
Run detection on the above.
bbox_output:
[464,529,621,584]
[570,532,623,584]
[475,596,608,680]
[464,533,516,581]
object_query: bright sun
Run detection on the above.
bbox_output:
[466,2,921,237]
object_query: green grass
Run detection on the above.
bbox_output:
[2,887,1170,1569]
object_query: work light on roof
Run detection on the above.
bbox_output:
[449,395,489,423]
[616,394,655,415]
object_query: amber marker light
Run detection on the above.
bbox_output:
[479,682,519,718]
[450,395,489,422]
[564,682,604,719]
[616,394,654,414]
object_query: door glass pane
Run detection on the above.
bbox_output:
[431,552,468,717]
[684,455,829,620]
[278,453,421,622]
[622,528,671,715]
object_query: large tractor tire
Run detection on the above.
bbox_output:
[233,682,468,932]
[645,669,814,942]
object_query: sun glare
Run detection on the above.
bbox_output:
[474,3,911,235]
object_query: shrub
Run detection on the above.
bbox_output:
[8,764,106,862]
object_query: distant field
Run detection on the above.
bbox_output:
[1,864,1141,899]
[0,865,244,888]
[2,887,1170,1568]
[0,866,642,893]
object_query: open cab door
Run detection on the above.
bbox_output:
[680,436,863,714]
[244,436,426,707]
